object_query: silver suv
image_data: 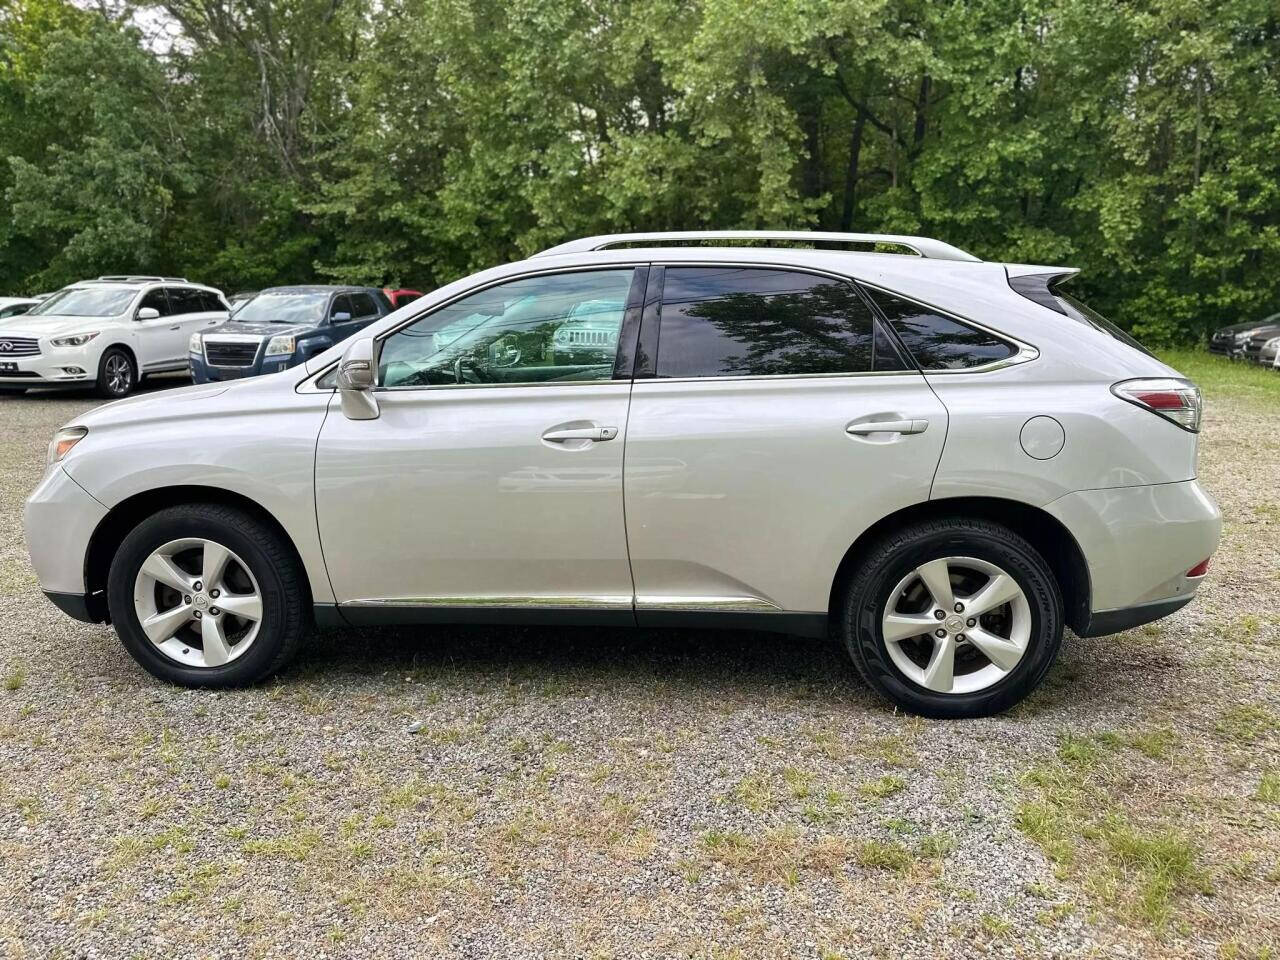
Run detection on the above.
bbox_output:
[24,232,1221,718]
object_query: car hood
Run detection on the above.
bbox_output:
[209,321,315,339]
[0,314,114,336]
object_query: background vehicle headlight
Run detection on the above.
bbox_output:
[47,426,87,465]
[188,333,203,354]
[1266,337,1280,350]
[50,332,99,347]
[264,335,296,357]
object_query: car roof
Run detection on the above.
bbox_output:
[258,285,377,295]
[71,278,222,293]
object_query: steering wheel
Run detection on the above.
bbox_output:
[453,356,492,384]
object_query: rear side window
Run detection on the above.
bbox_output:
[165,287,206,315]
[656,267,906,378]
[866,287,1015,370]
[198,291,226,312]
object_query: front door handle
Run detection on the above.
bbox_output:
[542,425,619,443]
[846,418,929,436]
[168,324,181,331]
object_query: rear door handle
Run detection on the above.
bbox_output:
[543,425,619,443]
[168,324,181,331]
[846,418,929,436]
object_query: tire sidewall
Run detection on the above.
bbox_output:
[845,525,1062,718]
[108,508,293,686]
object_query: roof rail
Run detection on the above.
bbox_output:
[95,275,190,283]
[532,231,980,263]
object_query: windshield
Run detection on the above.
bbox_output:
[30,286,139,318]
[234,292,329,325]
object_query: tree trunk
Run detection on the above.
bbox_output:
[840,112,866,231]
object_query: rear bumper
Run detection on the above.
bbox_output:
[1045,479,1220,627]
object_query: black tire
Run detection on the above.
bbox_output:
[95,346,137,398]
[840,518,1063,719]
[107,504,308,687]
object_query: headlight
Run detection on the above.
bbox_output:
[1266,337,1280,350]
[47,426,87,465]
[264,335,296,357]
[50,332,99,348]
[188,333,203,354]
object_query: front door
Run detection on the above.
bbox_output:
[314,266,644,621]
[623,264,948,622]
[134,288,186,369]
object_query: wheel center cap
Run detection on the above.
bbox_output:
[945,615,963,633]
[194,594,209,609]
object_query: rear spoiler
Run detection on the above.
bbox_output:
[1004,263,1080,316]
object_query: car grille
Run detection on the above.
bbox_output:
[204,340,260,367]
[0,337,39,357]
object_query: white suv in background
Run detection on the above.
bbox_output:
[0,276,229,398]
[25,232,1221,718]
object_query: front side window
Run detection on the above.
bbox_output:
[348,292,379,320]
[31,286,139,318]
[866,287,1015,370]
[655,267,902,378]
[379,269,634,387]
[329,294,354,320]
[137,288,172,317]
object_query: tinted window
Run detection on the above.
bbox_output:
[198,291,225,312]
[656,267,900,378]
[379,269,634,387]
[235,291,328,325]
[867,288,1014,369]
[349,292,379,319]
[166,287,206,314]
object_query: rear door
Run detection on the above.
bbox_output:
[166,287,227,354]
[623,264,948,622]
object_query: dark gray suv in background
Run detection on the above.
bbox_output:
[189,285,391,383]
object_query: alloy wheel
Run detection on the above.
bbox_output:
[132,537,263,668]
[881,556,1031,695]
[105,354,132,394]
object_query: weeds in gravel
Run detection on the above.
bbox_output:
[1016,731,1208,929]
[860,775,906,799]
[2,667,23,691]
[1256,773,1280,804]
[1217,705,1280,744]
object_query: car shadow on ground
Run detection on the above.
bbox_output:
[12,371,191,399]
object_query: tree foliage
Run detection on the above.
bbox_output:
[0,0,1276,342]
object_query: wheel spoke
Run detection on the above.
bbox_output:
[965,625,1025,672]
[217,592,262,622]
[915,558,955,611]
[964,573,1022,618]
[141,603,192,644]
[201,542,232,592]
[921,635,955,692]
[882,612,939,644]
[201,615,231,667]
[141,553,193,594]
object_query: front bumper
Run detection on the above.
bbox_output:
[24,465,109,616]
[0,352,95,386]
[1044,479,1221,634]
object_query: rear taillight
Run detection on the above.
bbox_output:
[1111,378,1202,433]
[1186,558,1211,577]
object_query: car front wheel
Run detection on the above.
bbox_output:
[96,347,137,398]
[841,518,1063,719]
[107,504,307,686]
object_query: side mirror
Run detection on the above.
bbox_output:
[136,307,160,321]
[337,336,380,420]
[331,311,352,323]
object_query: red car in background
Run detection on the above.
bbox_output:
[384,288,423,309]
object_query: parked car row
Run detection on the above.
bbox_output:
[1209,313,1280,368]
[0,277,423,398]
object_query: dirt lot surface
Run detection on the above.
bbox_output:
[1,361,1277,959]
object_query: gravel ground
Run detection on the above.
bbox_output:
[1,368,1277,959]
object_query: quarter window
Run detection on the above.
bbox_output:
[655,267,903,378]
[378,269,635,387]
[866,288,1015,370]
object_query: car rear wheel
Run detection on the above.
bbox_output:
[107,504,308,687]
[96,347,136,398]
[841,518,1063,718]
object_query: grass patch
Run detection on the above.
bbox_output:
[855,839,914,872]
[2,667,24,691]
[1016,732,1207,928]
[1159,349,1280,408]
[859,775,906,799]
[1256,772,1280,804]
[1216,705,1280,744]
